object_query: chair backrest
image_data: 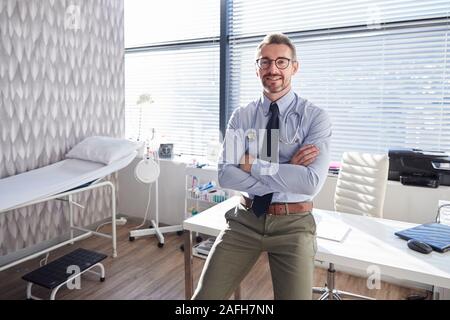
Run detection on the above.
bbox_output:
[334,152,389,218]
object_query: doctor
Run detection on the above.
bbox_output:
[193,33,332,300]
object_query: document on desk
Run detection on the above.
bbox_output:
[316,217,352,242]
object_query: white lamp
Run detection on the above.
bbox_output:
[129,154,182,247]
[134,157,160,184]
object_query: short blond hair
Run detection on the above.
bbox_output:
[255,33,297,61]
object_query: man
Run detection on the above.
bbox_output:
[192,33,332,300]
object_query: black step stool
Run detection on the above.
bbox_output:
[22,248,107,300]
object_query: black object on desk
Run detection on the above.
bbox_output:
[407,239,432,254]
[388,148,450,187]
[395,223,450,253]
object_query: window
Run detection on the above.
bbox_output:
[125,46,220,156]
[125,1,450,160]
[125,0,219,47]
[124,0,220,156]
[228,0,450,161]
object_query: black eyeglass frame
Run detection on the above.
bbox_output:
[255,57,296,70]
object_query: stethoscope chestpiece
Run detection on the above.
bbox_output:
[279,137,299,144]
[246,129,257,141]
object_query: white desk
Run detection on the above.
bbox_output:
[183,196,450,299]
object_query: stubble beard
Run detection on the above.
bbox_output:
[263,76,290,95]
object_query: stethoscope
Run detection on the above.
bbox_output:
[247,102,306,145]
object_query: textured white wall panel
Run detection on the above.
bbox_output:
[0,0,124,255]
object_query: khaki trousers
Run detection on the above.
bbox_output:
[192,204,317,300]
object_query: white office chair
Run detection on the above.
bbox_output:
[313,152,389,300]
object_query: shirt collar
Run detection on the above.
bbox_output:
[260,89,295,117]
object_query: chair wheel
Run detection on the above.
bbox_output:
[158,242,164,248]
[100,277,105,282]
[177,231,183,236]
[129,236,135,242]
[196,236,203,243]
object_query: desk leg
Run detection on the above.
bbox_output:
[433,286,450,300]
[184,230,193,299]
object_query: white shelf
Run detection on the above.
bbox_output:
[187,196,228,203]
[185,165,219,180]
[187,198,216,204]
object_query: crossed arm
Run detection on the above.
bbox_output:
[218,108,331,197]
[239,144,319,173]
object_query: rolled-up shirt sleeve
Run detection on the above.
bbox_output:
[251,108,331,197]
[218,108,273,196]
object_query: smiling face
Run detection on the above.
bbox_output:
[256,43,299,102]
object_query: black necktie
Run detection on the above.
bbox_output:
[252,102,279,217]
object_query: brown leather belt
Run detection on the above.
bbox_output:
[241,196,313,216]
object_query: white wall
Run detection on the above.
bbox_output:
[118,158,187,226]
[0,0,124,256]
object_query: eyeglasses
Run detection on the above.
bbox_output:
[256,57,294,70]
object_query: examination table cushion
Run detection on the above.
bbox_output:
[66,136,137,165]
[0,152,136,212]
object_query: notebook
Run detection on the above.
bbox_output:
[316,218,351,242]
[394,223,450,253]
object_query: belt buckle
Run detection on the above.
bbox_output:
[242,197,253,210]
[248,199,254,210]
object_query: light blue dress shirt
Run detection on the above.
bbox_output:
[218,89,332,203]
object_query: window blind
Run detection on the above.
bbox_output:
[229,0,450,161]
[230,0,450,37]
[124,0,220,156]
[125,45,220,156]
[125,0,220,47]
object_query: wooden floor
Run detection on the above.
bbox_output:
[0,224,429,300]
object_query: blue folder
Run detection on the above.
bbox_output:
[395,223,450,253]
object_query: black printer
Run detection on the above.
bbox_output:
[388,149,450,188]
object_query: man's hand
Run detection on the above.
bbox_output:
[290,144,319,166]
[239,153,255,173]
